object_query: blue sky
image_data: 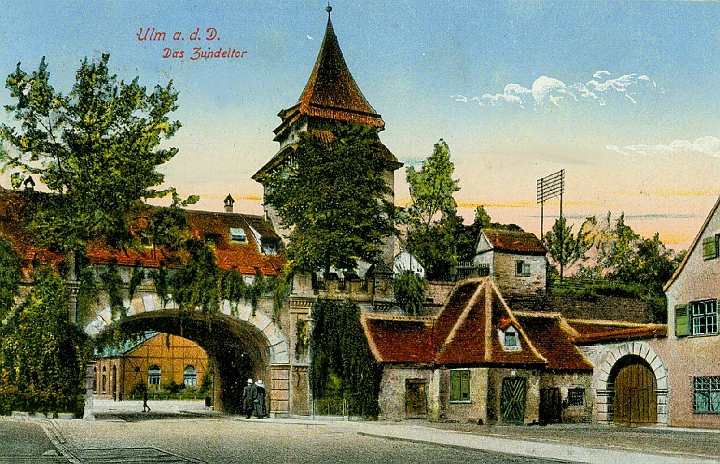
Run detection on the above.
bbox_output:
[2,1,720,249]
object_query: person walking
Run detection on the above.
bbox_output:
[142,388,151,413]
[242,378,256,419]
[254,379,266,418]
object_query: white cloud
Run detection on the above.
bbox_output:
[607,136,720,158]
[453,71,657,110]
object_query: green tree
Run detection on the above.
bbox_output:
[544,216,594,280]
[0,267,88,415]
[0,54,181,257]
[404,139,461,279]
[393,270,427,316]
[264,123,396,275]
[456,206,524,262]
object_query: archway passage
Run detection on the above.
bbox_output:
[96,310,270,414]
[611,355,657,426]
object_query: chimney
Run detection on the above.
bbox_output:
[223,194,235,213]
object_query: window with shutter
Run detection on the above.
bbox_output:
[450,370,471,402]
[675,304,689,337]
[703,236,718,260]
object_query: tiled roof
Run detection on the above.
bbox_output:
[0,189,284,276]
[361,315,435,364]
[363,278,580,369]
[276,17,385,138]
[514,312,593,371]
[567,319,667,344]
[482,229,546,255]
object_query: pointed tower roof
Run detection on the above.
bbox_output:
[273,9,385,142]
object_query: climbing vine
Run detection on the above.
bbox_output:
[149,266,170,308]
[99,264,125,320]
[310,299,383,418]
[127,266,145,302]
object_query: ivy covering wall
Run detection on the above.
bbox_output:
[310,299,383,418]
[0,266,89,416]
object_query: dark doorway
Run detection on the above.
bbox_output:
[500,377,526,424]
[405,379,427,419]
[611,355,657,426]
[539,387,562,424]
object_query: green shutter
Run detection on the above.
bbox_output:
[703,236,718,260]
[675,304,690,336]
[461,371,470,400]
[450,371,460,401]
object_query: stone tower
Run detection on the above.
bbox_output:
[252,6,402,269]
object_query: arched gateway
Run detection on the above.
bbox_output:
[592,341,668,426]
[85,295,290,415]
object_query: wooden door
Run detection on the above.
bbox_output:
[539,387,562,424]
[405,379,427,418]
[500,377,526,424]
[613,362,657,426]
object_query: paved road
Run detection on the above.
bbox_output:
[47,417,568,463]
[0,419,65,463]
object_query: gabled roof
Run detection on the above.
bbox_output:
[664,195,720,291]
[480,229,546,255]
[567,319,667,345]
[274,16,385,142]
[363,278,592,369]
[0,189,284,276]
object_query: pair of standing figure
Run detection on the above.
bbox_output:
[243,378,266,419]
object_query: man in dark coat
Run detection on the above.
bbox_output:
[242,378,256,419]
[254,379,266,418]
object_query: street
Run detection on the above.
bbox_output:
[2,400,720,463]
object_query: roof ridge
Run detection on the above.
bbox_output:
[434,280,486,362]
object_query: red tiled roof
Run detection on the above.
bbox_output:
[435,281,546,366]
[361,316,435,364]
[515,312,594,371]
[281,18,385,134]
[568,319,667,345]
[363,278,559,368]
[0,190,283,276]
[482,229,546,255]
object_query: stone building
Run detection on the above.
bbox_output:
[362,278,596,424]
[472,229,547,296]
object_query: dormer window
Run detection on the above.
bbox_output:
[230,227,247,243]
[499,325,522,352]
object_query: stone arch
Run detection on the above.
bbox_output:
[594,341,668,425]
[84,293,290,415]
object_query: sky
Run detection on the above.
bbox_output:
[1,1,719,251]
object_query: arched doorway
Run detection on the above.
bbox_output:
[95,310,270,414]
[610,355,657,426]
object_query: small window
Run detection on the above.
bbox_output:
[450,370,470,402]
[148,364,161,386]
[183,365,197,387]
[567,388,585,406]
[501,326,521,351]
[515,261,530,277]
[704,236,718,260]
[262,239,278,256]
[230,227,247,243]
[691,300,718,335]
[694,376,720,413]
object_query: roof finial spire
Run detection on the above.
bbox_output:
[326,3,332,18]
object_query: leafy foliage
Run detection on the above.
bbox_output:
[403,139,460,279]
[169,239,220,314]
[0,267,89,415]
[0,53,181,253]
[0,235,21,320]
[264,123,396,274]
[544,216,594,279]
[393,270,427,316]
[310,299,383,418]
